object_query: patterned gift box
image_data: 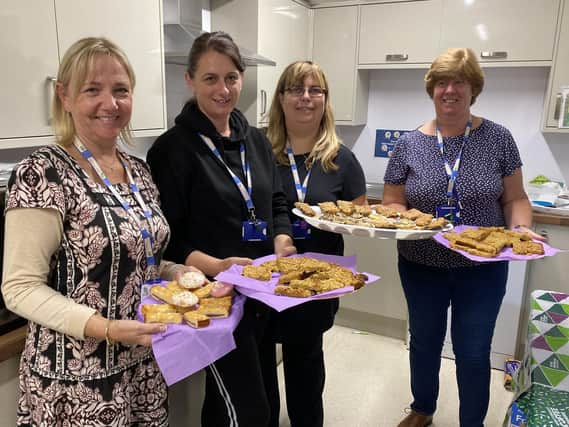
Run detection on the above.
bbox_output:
[504,290,569,426]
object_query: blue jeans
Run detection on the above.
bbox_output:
[398,256,508,427]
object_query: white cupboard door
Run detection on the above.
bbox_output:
[289,2,311,63]
[313,6,359,122]
[545,1,569,129]
[359,0,442,66]
[54,0,165,133]
[0,2,59,140]
[441,0,560,63]
[258,0,291,125]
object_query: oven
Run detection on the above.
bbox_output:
[0,185,27,335]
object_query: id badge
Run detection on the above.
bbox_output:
[292,219,311,240]
[242,219,268,241]
[436,204,461,225]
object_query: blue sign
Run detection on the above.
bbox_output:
[374,129,409,158]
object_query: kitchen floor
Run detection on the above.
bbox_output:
[277,325,513,427]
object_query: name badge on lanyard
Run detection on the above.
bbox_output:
[287,143,312,239]
[434,119,472,225]
[73,138,160,297]
[200,134,268,241]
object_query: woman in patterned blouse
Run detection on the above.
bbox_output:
[383,48,542,427]
[1,37,196,426]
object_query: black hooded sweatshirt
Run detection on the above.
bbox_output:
[147,101,291,265]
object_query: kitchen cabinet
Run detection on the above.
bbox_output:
[0,0,166,150]
[543,0,569,131]
[340,235,407,339]
[312,6,368,125]
[440,0,560,65]
[358,0,442,68]
[212,0,311,127]
[517,223,569,354]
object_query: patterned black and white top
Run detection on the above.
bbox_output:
[6,144,170,380]
[384,118,522,268]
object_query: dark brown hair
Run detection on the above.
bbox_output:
[187,31,245,77]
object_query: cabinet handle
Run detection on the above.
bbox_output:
[480,51,508,59]
[46,76,57,125]
[260,89,267,116]
[553,93,562,121]
[538,229,548,239]
[385,54,408,61]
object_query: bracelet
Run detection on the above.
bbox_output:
[105,319,114,346]
[512,224,530,230]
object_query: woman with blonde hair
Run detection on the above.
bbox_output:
[383,48,540,427]
[264,60,367,427]
[2,36,197,425]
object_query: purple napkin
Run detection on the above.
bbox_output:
[433,225,562,262]
[140,293,245,386]
[215,252,380,312]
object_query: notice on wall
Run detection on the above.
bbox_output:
[374,129,410,158]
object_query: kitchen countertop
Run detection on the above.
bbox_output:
[0,326,26,362]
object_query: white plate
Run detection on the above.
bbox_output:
[292,207,453,240]
[531,202,569,217]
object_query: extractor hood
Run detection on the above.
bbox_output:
[163,0,276,67]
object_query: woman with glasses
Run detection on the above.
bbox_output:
[264,61,367,427]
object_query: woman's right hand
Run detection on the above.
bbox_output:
[107,319,166,347]
[218,257,253,273]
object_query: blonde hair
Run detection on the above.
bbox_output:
[424,48,484,105]
[266,61,340,172]
[53,37,136,147]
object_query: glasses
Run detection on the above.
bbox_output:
[285,86,327,98]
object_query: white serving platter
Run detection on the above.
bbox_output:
[292,206,453,240]
[531,202,569,217]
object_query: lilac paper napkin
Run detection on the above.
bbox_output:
[215,252,380,312]
[140,293,245,386]
[433,225,562,262]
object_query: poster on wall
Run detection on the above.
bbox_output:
[374,129,410,158]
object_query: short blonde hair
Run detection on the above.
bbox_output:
[425,48,484,105]
[266,61,340,172]
[53,37,136,147]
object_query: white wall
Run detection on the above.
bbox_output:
[337,67,569,187]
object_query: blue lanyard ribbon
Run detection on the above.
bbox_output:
[199,134,256,220]
[435,119,472,204]
[286,142,311,203]
[73,138,160,283]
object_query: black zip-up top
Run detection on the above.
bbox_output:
[147,101,291,264]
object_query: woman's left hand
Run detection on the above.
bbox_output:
[274,234,297,258]
[514,226,547,242]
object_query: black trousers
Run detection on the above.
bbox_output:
[262,334,326,427]
[201,300,273,427]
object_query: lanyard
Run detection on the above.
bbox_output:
[435,119,472,203]
[286,142,311,203]
[73,138,159,282]
[199,134,257,220]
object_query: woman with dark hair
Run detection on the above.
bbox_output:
[264,60,366,427]
[147,31,296,426]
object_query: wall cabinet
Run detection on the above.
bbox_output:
[358,0,442,67]
[312,6,368,125]
[543,0,569,131]
[0,0,166,150]
[440,0,560,65]
[356,0,560,68]
[212,0,311,127]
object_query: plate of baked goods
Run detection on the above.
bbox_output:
[138,271,246,386]
[215,253,380,312]
[433,225,562,262]
[292,201,452,240]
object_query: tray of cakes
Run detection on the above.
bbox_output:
[292,201,452,240]
[215,253,380,312]
[138,271,246,386]
[433,225,562,262]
